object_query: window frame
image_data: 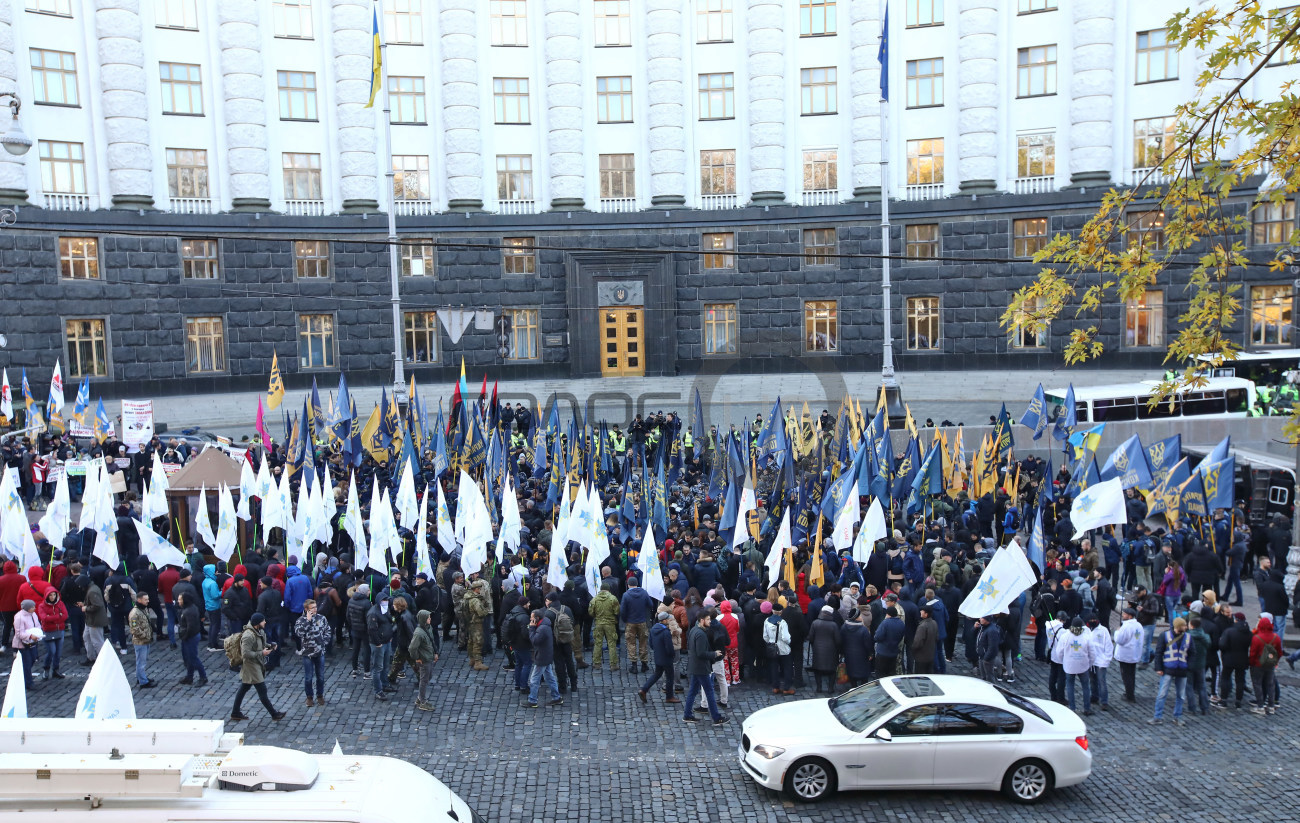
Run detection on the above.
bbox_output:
[62,316,111,380]
[1016,132,1055,179]
[402,310,441,364]
[166,147,209,199]
[799,0,837,37]
[29,48,79,107]
[400,239,436,277]
[905,223,940,261]
[493,77,531,124]
[906,138,944,185]
[594,0,631,47]
[599,153,636,199]
[905,57,943,109]
[507,308,541,361]
[803,228,837,267]
[155,0,200,31]
[26,0,73,17]
[1268,7,1300,66]
[906,295,942,350]
[502,237,537,276]
[1012,217,1049,258]
[180,238,220,280]
[703,303,738,356]
[1017,0,1056,13]
[698,72,735,120]
[697,0,733,43]
[1016,44,1058,98]
[1253,199,1297,246]
[1125,210,1167,253]
[1249,284,1295,347]
[272,0,314,39]
[804,300,839,353]
[1123,289,1166,350]
[1135,28,1179,84]
[387,75,427,124]
[904,0,943,29]
[384,0,424,45]
[596,75,634,123]
[282,151,323,201]
[699,149,737,196]
[39,139,87,194]
[701,232,736,270]
[1133,116,1176,169]
[184,315,228,375]
[800,66,838,115]
[159,61,204,115]
[293,239,332,280]
[496,154,534,202]
[392,154,431,201]
[802,149,838,193]
[297,312,338,370]
[490,0,529,47]
[1009,296,1049,350]
[58,236,100,280]
[277,70,319,121]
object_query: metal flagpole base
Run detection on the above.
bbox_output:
[880,381,905,420]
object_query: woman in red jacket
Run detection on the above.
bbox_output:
[1248,617,1283,715]
[36,589,68,680]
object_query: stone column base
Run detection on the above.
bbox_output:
[342,199,380,214]
[650,194,686,208]
[1068,170,1112,188]
[853,186,882,202]
[111,194,155,210]
[749,191,786,206]
[448,199,484,213]
[957,180,997,195]
[0,188,28,206]
[230,198,273,213]
[549,197,587,211]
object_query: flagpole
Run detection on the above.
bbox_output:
[878,2,902,418]
[378,1,406,404]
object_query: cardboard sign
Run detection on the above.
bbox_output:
[65,459,88,477]
[162,463,183,476]
[121,400,154,453]
[108,471,127,495]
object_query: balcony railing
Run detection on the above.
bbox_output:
[904,183,944,201]
[1131,167,1175,186]
[700,193,737,210]
[498,199,536,215]
[394,198,433,216]
[600,197,637,213]
[170,197,213,214]
[43,192,93,211]
[1013,176,1055,195]
[285,199,327,216]
[801,189,839,207]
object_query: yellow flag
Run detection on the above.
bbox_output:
[267,352,285,410]
[360,404,395,462]
[783,547,797,591]
[904,404,918,438]
[809,518,825,587]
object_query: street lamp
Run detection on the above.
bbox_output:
[0,95,31,157]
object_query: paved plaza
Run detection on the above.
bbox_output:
[15,597,1299,823]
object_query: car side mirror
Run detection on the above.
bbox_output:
[873,728,893,742]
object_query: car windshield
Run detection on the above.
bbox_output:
[828,681,900,733]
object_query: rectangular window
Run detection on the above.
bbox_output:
[697,0,733,42]
[277,70,318,120]
[906,138,944,184]
[181,238,219,279]
[507,308,540,361]
[1016,132,1055,178]
[393,155,430,201]
[59,237,98,280]
[906,296,941,350]
[159,62,203,115]
[282,152,322,200]
[803,149,837,192]
[1017,0,1056,12]
[597,76,634,123]
[401,240,435,277]
[1136,28,1178,83]
[599,154,635,198]
[166,148,209,198]
[1253,200,1296,245]
[1013,217,1049,258]
[700,150,736,195]
[490,0,528,46]
[1269,7,1300,66]
[905,57,943,108]
[800,0,836,36]
[800,67,837,115]
[272,0,313,39]
[905,223,939,260]
[905,0,943,28]
[1126,211,1166,252]
[1124,290,1165,349]
[294,240,330,278]
[39,140,86,194]
[594,0,631,46]
[30,48,78,106]
[493,77,530,123]
[803,228,836,266]
[698,73,734,119]
[1016,45,1057,97]
[297,314,336,369]
[185,316,226,373]
[388,76,426,123]
[1251,285,1294,346]
[503,237,536,275]
[704,303,738,355]
[155,0,199,30]
[804,301,838,352]
[385,0,423,45]
[1133,116,1176,168]
[1010,296,1048,349]
[496,155,534,201]
[26,0,72,15]
[403,311,439,363]
[702,232,735,269]
[64,319,109,378]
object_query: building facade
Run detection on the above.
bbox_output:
[0,0,1296,399]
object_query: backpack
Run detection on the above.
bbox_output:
[888,552,904,576]
[223,630,245,669]
[107,581,130,611]
[548,607,575,645]
[1257,641,1280,669]
[760,618,781,659]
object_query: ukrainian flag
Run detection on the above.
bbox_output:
[365,7,381,108]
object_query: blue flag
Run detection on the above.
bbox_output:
[1099,434,1153,490]
[1145,434,1181,486]
[1020,383,1049,441]
[1064,456,1099,499]
[1026,503,1046,571]
[892,437,920,499]
[1041,455,1056,504]
[1052,384,1077,441]
[1196,455,1234,511]
[1206,435,1231,464]
[878,3,889,101]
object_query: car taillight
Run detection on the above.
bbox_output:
[1075,735,1089,751]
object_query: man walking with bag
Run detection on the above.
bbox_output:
[229,612,287,723]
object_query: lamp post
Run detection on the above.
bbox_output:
[0,94,31,157]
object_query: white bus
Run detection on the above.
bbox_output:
[1195,348,1300,387]
[1044,377,1256,424]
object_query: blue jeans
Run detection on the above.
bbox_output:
[1154,673,1187,719]
[1065,671,1091,712]
[18,644,36,687]
[181,635,206,680]
[133,643,149,685]
[302,653,325,698]
[1089,665,1109,706]
[1223,560,1242,603]
[371,644,393,694]
[1140,624,1156,664]
[206,609,222,645]
[165,603,179,644]
[934,644,947,674]
[1163,596,1180,623]
[684,673,723,721]
[514,647,533,691]
[1188,666,1209,714]
[770,654,792,690]
[42,631,64,674]
[527,662,559,704]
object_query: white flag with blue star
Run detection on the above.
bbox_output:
[75,643,136,720]
[1070,477,1127,539]
[636,527,666,603]
[2,656,26,718]
[214,482,238,562]
[958,539,1037,619]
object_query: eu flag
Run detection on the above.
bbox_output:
[878,4,889,101]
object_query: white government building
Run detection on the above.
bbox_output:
[0,0,1295,213]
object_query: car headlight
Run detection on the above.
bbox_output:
[751,744,786,760]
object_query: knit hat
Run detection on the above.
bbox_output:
[760,601,773,614]
[657,610,672,621]
[886,606,898,617]
[20,599,34,611]
[356,583,370,596]
[250,612,266,625]
[820,605,834,615]
[703,596,717,608]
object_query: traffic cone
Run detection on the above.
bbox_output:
[1026,615,1038,636]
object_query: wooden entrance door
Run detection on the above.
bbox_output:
[600,307,645,377]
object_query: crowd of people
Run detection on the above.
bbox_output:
[1,402,1296,730]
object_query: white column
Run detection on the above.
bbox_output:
[1068,0,1115,187]
[747,0,785,204]
[544,0,584,209]
[956,0,998,194]
[332,0,379,212]
[440,0,482,211]
[0,0,24,203]
[646,0,685,207]
[850,0,883,199]
[95,0,154,208]
[218,0,271,211]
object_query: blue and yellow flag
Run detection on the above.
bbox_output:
[72,376,90,425]
[993,403,1015,459]
[1196,455,1235,512]
[365,7,381,108]
[93,398,111,444]
[1020,383,1048,441]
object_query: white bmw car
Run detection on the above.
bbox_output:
[738,675,1091,804]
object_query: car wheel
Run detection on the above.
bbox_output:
[784,757,837,802]
[1001,758,1054,804]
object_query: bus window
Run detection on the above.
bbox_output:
[1137,395,1179,419]
[1225,388,1249,413]
[1182,391,1227,416]
[1092,397,1137,422]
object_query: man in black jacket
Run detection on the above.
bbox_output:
[366,594,397,701]
[387,597,417,686]
[505,596,534,692]
[1183,541,1224,598]
[1214,612,1252,708]
[255,577,284,671]
[682,610,727,725]
[638,611,680,704]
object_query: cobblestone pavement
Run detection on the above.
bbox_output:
[13,621,1300,823]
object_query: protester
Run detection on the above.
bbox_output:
[128,591,155,688]
[409,608,441,711]
[295,599,330,707]
[230,612,286,722]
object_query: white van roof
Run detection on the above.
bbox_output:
[1046,376,1254,401]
